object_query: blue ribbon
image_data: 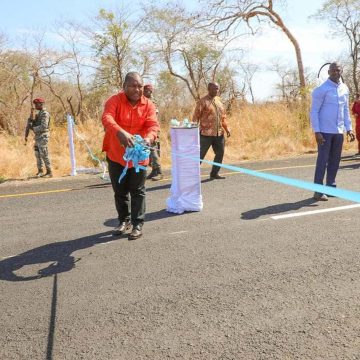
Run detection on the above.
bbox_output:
[118,135,150,183]
[172,152,360,203]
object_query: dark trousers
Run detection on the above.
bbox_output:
[107,158,147,227]
[149,142,161,170]
[200,135,225,176]
[356,119,360,152]
[314,133,344,187]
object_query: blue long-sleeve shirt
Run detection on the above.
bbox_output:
[310,79,352,134]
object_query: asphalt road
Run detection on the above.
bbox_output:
[1,154,360,360]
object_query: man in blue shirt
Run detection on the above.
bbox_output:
[310,62,355,201]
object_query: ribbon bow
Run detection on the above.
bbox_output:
[118,135,150,183]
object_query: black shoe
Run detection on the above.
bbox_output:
[146,169,157,180]
[313,192,328,201]
[210,174,225,180]
[36,170,44,178]
[128,225,143,240]
[325,185,336,197]
[152,169,163,181]
[42,171,53,178]
[113,221,131,235]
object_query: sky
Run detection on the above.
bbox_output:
[0,0,347,101]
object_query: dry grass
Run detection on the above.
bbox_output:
[0,103,357,180]
[0,119,105,180]
[224,102,315,162]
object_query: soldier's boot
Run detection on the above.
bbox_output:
[146,168,157,180]
[36,169,44,178]
[43,168,53,178]
[152,167,163,181]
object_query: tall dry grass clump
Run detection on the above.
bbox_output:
[0,102,357,181]
[224,102,316,163]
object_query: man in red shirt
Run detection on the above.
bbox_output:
[102,72,160,240]
[352,93,360,155]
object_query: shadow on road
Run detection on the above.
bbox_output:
[241,198,318,220]
[341,154,360,161]
[84,182,112,189]
[339,162,360,170]
[146,183,171,192]
[0,231,120,282]
[103,208,188,228]
[146,209,187,221]
[146,177,213,192]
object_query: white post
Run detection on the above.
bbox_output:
[66,114,77,176]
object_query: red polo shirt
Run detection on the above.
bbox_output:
[102,92,160,167]
[352,101,360,120]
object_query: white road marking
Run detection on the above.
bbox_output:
[1,255,16,260]
[95,240,119,246]
[170,231,188,235]
[272,204,360,220]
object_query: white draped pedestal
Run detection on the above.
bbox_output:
[166,127,203,214]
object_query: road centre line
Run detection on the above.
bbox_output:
[0,188,72,199]
[272,204,360,220]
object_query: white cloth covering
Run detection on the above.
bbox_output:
[166,127,203,214]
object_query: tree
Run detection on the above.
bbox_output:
[214,63,246,111]
[313,0,360,94]
[0,50,32,133]
[27,35,72,118]
[240,62,260,103]
[143,4,230,100]
[201,0,306,98]
[56,21,89,121]
[90,8,149,91]
[269,58,316,104]
[0,31,89,133]
[155,71,193,121]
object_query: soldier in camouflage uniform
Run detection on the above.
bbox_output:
[25,98,53,177]
[143,84,163,181]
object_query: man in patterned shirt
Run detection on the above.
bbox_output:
[25,98,53,178]
[192,82,231,180]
